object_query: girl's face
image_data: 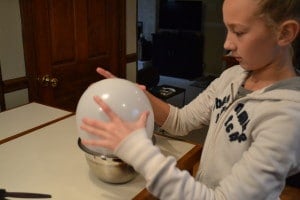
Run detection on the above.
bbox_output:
[223,0,281,71]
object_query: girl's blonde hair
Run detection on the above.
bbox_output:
[256,0,300,67]
[256,0,300,24]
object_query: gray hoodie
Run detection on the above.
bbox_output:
[115,65,300,200]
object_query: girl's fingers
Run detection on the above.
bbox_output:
[137,84,146,91]
[80,122,107,138]
[80,94,149,151]
[81,139,101,146]
[81,138,111,149]
[93,96,119,121]
[96,67,116,78]
[138,111,149,127]
[82,117,106,130]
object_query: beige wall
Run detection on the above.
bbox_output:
[0,0,29,109]
[126,0,137,82]
[0,0,138,109]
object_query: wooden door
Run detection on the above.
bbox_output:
[20,0,126,111]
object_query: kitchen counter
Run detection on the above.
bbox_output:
[0,104,202,200]
[0,102,72,144]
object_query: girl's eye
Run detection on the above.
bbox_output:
[234,31,244,37]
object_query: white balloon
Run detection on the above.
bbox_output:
[76,78,154,156]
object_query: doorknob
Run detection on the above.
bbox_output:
[39,75,58,88]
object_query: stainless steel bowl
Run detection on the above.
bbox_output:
[84,153,136,184]
[78,138,136,184]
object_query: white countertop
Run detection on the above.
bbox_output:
[0,115,195,200]
[0,102,71,142]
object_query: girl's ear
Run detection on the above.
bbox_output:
[277,20,300,46]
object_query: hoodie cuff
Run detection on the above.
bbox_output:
[114,129,167,178]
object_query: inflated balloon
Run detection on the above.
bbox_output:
[76,78,154,156]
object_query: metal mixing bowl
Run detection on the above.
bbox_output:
[77,138,136,184]
[84,153,136,184]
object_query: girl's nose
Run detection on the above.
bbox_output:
[223,33,236,51]
[223,39,235,51]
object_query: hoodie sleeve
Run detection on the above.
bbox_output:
[114,129,227,200]
[114,85,300,200]
[160,75,218,136]
[114,110,300,200]
[161,65,247,136]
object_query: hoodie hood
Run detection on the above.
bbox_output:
[249,76,300,103]
[227,65,300,103]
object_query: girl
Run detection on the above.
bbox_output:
[81,0,300,199]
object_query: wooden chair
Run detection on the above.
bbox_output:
[281,173,300,200]
[132,145,203,200]
[281,185,300,200]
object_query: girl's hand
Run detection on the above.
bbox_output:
[96,67,147,91]
[96,67,116,79]
[80,96,149,151]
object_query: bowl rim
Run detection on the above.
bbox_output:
[77,135,156,158]
[77,138,117,158]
